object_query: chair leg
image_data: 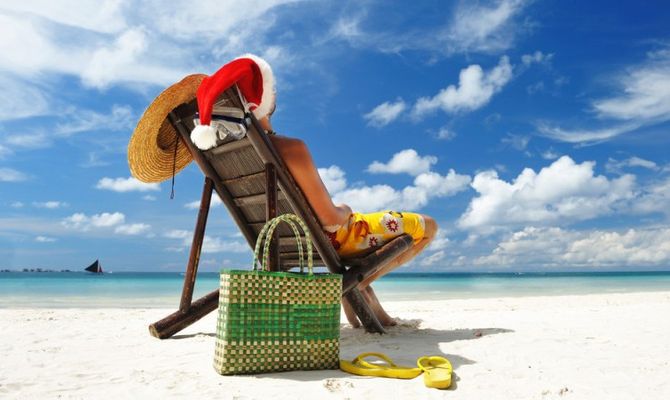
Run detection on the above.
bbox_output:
[344,288,386,334]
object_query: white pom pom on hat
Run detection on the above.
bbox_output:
[190,124,219,151]
[190,54,275,150]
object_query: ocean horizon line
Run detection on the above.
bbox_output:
[3,269,670,276]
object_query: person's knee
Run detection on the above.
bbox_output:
[422,215,438,239]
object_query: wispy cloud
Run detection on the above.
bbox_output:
[33,201,68,209]
[96,177,160,193]
[56,105,134,136]
[444,0,530,54]
[537,45,670,143]
[606,156,659,174]
[35,235,57,243]
[536,122,643,144]
[521,50,553,66]
[0,168,29,182]
[326,0,530,56]
[0,74,50,121]
[0,144,11,158]
[5,133,51,149]
[363,99,406,128]
[436,127,457,141]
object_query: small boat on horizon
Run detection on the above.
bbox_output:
[84,259,103,274]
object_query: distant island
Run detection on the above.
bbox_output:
[0,269,74,273]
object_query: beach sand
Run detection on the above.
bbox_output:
[2,291,670,399]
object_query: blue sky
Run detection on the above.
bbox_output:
[1,0,669,272]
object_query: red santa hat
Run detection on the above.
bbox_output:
[191,54,275,150]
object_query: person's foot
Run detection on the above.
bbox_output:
[378,315,398,327]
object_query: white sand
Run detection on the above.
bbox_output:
[2,292,670,399]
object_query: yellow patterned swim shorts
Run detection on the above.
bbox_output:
[325,211,425,258]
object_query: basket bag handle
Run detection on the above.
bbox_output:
[252,213,313,275]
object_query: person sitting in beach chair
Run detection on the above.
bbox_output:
[257,114,438,326]
[189,55,437,326]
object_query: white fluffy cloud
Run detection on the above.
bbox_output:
[324,150,470,212]
[419,250,447,267]
[0,0,296,137]
[474,226,670,268]
[363,99,407,127]
[459,156,636,231]
[332,169,471,212]
[318,165,348,194]
[427,229,451,252]
[0,168,28,182]
[202,236,249,253]
[164,230,190,239]
[35,235,57,243]
[61,211,154,236]
[367,149,437,176]
[412,56,513,118]
[96,177,160,192]
[162,229,247,253]
[114,223,151,235]
[631,176,670,216]
[184,196,223,209]
[62,212,125,231]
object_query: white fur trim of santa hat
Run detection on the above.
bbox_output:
[236,53,276,119]
[190,124,219,150]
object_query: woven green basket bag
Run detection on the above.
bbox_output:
[213,213,342,375]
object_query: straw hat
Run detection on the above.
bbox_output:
[128,74,206,183]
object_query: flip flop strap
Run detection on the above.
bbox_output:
[353,352,398,369]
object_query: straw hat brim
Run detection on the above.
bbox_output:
[128,74,206,183]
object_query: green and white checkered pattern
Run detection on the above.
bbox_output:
[213,214,342,375]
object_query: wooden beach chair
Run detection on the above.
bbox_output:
[148,87,414,339]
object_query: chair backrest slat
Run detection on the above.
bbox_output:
[172,87,342,272]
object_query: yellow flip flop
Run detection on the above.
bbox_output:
[417,356,452,389]
[340,352,422,379]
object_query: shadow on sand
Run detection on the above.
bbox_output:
[254,319,514,387]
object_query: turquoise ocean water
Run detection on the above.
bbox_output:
[2,271,670,308]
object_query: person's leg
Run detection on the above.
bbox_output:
[360,215,437,288]
[362,286,396,326]
[358,215,437,325]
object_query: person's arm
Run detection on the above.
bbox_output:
[269,135,351,227]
